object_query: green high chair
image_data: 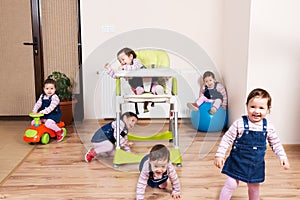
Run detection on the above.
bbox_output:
[113,49,182,167]
[134,50,170,114]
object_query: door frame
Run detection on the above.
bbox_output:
[30,0,44,99]
[74,0,84,120]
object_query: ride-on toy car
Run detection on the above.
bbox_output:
[23,113,66,144]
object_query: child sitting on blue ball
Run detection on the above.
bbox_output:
[187,71,227,114]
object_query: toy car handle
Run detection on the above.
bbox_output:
[29,113,44,127]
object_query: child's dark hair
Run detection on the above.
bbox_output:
[246,88,272,109]
[117,47,137,59]
[43,78,56,88]
[203,71,215,80]
[149,144,170,162]
[121,111,138,120]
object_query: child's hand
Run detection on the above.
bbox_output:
[126,141,134,147]
[122,146,131,152]
[281,159,290,170]
[129,150,140,154]
[104,63,111,70]
[171,193,181,199]
[214,157,224,169]
[209,106,217,115]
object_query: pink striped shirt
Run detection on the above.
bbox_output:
[106,58,143,78]
[122,58,143,71]
[111,120,130,152]
[136,160,181,200]
[32,94,60,115]
[215,117,288,160]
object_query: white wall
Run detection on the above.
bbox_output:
[247,0,300,143]
[81,0,226,119]
[213,0,300,144]
[80,0,300,143]
[222,0,252,124]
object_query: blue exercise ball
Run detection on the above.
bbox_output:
[191,102,228,132]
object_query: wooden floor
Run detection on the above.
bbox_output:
[0,119,299,199]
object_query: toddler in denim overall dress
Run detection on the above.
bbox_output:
[215,88,289,200]
[222,116,267,183]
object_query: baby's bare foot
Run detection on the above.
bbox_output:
[104,63,110,69]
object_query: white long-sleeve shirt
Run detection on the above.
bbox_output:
[32,94,60,114]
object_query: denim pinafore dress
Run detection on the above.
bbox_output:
[139,154,169,188]
[91,121,127,144]
[41,94,62,123]
[147,168,168,188]
[204,82,223,101]
[222,116,267,183]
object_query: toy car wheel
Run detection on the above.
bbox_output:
[62,128,67,137]
[41,133,50,144]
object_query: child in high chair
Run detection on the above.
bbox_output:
[214,88,290,200]
[32,78,64,142]
[104,47,164,113]
[187,71,227,114]
[85,111,138,163]
[136,144,181,200]
[104,47,164,96]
